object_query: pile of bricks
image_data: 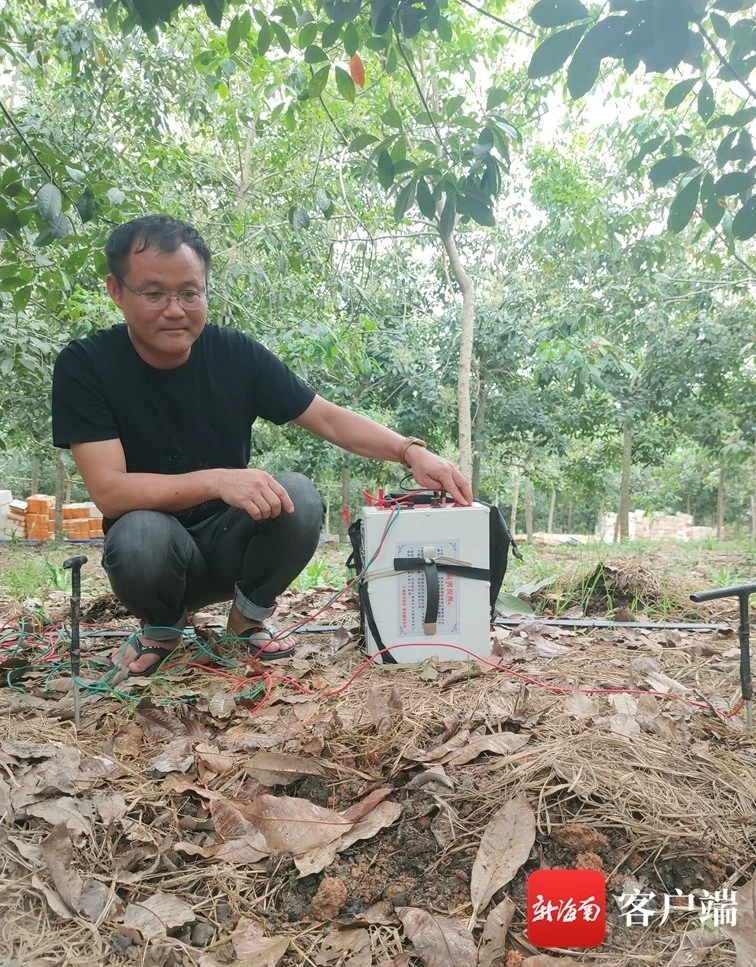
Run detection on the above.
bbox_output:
[597,510,716,542]
[26,494,56,541]
[0,491,27,540]
[0,492,104,541]
[63,501,104,540]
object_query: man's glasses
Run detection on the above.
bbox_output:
[115,277,207,311]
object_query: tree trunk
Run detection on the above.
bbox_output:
[440,230,474,480]
[31,454,40,496]
[618,419,633,540]
[567,499,573,532]
[339,465,350,543]
[524,477,533,541]
[54,455,65,543]
[752,435,756,538]
[510,471,520,536]
[717,459,726,540]
[686,492,691,517]
[547,488,556,534]
[471,364,486,499]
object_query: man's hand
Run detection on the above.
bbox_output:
[216,469,294,520]
[405,446,473,506]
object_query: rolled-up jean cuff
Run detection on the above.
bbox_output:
[234,585,275,623]
[142,616,187,640]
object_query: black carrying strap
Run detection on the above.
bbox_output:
[392,557,490,633]
[347,499,520,660]
[347,518,397,663]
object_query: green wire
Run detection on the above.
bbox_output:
[1,512,402,707]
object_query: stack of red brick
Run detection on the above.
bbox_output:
[25,495,105,541]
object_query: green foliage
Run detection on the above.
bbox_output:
[527,0,756,240]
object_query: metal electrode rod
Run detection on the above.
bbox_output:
[63,555,88,728]
[690,583,756,730]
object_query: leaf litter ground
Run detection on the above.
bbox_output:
[0,540,754,967]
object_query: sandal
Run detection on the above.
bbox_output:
[237,625,296,661]
[128,642,178,677]
[113,634,181,678]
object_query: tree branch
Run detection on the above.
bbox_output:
[318,94,349,146]
[394,34,455,165]
[0,97,70,199]
[455,0,537,39]
[698,24,756,106]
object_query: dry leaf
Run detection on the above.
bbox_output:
[9,835,42,863]
[470,794,536,915]
[231,918,290,964]
[76,755,122,788]
[245,752,325,786]
[443,732,529,766]
[522,957,584,967]
[404,728,473,764]
[478,897,515,967]
[431,809,456,850]
[565,685,599,718]
[135,701,188,742]
[150,737,193,774]
[296,800,402,877]
[339,800,403,852]
[336,901,397,927]
[39,826,109,923]
[314,926,371,967]
[723,871,756,967]
[668,950,710,966]
[406,766,456,794]
[32,872,76,920]
[220,727,284,751]
[210,798,268,856]
[113,723,143,757]
[341,787,394,822]
[119,818,159,845]
[26,797,93,836]
[534,638,572,657]
[213,837,270,864]
[329,627,352,650]
[208,692,237,719]
[397,907,476,967]
[1,738,69,759]
[646,670,690,694]
[609,694,638,715]
[607,713,641,738]
[163,775,222,800]
[194,743,235,778]
[40,824,84,913]
[246,794,351,856]
[92,793,128,826]
[122,891,196,941]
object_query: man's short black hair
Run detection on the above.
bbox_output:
[105,215,212,280]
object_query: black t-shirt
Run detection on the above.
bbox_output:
[52,323,316,530]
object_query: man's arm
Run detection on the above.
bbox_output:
[71,440,294,521]
[293,395,473,505]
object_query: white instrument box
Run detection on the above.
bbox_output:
[361,500,492,664]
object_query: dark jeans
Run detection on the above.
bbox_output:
[102,472,324,641]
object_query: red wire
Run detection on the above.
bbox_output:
[268,504,401,643]
[2,535,745,722]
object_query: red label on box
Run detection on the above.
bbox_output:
[527,869,606,949]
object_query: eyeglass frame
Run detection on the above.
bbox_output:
[113,276,208,311]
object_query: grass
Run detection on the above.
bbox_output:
[0,542,77,601]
